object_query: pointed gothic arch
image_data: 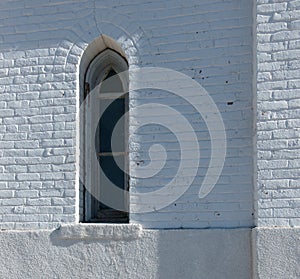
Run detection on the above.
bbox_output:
[79,36,129,223]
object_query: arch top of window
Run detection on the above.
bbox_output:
[85,48,129,93]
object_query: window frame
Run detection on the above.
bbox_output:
[82,48,129,223]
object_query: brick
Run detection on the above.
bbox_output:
[14,140,39,149]
[26,198,51,206]
[0,190,14,198]
[1,0,297,230]
[0,174,15,181]
[0,198,25,206]
[257,3,287,13]
[256,0,300,226]
[51,198,75,206]
[15,190,39,198]
[16,173,40,181]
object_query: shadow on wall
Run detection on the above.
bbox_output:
[156,229,252,279]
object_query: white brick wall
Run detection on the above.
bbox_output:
[256,0,300,227]
[0,0,254,229]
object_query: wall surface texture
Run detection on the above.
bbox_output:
[0,0,254,229]
[252,228,300,279]
[254,1,300,278]
[0,225,252,279]
[256,0,300,227]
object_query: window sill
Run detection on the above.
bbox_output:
[56,223,142,240]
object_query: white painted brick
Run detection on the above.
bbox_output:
[257,14,271,23]
[0,190,14,198]
[257,22,287,33]
[1,0,290,229]
[28,165,52,172]
[0,223,15,230]
[282,10,300,21]
[258,100,288,110]
[28,115,52,124]
[14,140,39,149]
[40,190,63,197]
[2,133,27,141]
[16,173,40,181]
[63,206,76,214]
[40,173,65,181]
[6,125,18,132]
[0,206,15,214]
[289,0,300,9]
[24,206,63,214]
[259,3,287,13]
[272,30,300,41]
[256,0,300,227]
[273,49,300,61]
[288,99,300,108]
[5,165,27,173]
[2,214,51,222]
[1,198,25,206]
[43,156,65,165]
[26,198,51,206]
[0,174,15,181]
[51,198,76,206]
[15,190,39,198]
[55,181,74,189]
[3,51,26,59]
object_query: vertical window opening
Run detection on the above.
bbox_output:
[82,49,129,223]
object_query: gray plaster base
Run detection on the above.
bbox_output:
[253,227,300,279]
[0,225,251,279]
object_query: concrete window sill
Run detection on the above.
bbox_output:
[56,223,142,240]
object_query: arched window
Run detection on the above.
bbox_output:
[81,48,129,223]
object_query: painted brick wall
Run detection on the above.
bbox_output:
[0,0,254,229]
[256,0,300,226]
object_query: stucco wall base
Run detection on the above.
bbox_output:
[0,227,251,279]
[252,228,300,279]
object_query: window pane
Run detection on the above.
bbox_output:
[99,154,125,190]
[97,98,125,153]
[83,49,129,223]
[96,154,126,212]
[100,69,123,94]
